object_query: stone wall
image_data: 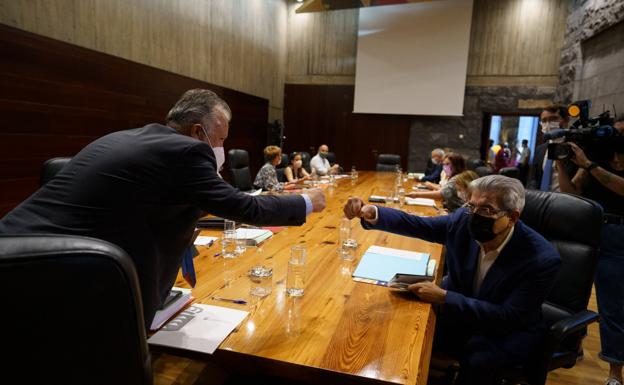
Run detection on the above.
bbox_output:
[557,0,624,105]
[408,86,556,172]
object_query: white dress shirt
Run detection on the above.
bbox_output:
[310,154,331,176]
[474,226,515,293]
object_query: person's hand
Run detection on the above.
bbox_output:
[306,188,326,212]
[424,182,436,190]
[568,142,592,168]
[408,281,447,304]
[343,197,376,221]
[301,175,311,181]
[284,183,297,190]
[406,191,420,198]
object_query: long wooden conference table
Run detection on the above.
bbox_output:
[152,171,445,385]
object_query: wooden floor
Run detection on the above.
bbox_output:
[152,287,608,385]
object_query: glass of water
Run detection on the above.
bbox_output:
[397,188,406,207]
[224,220,236,232]
[222,230,238,259]
[286,245,306,297]
[339,218,355,261]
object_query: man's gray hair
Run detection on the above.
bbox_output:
[468,175,526,212]
[432,148,445,157]
[166,89,231,134]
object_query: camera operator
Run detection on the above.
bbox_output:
[557,117,624,385]
[528,104,578,191]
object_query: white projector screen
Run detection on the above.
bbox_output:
[354,0,473,116]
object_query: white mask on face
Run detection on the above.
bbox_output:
[431,158,439,165]
[201,126,225,176]
[540,121,560,133]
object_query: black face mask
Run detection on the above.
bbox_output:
[468,213,498,243]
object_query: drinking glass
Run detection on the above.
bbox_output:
[222,230,238,259]
[286,245,306,297]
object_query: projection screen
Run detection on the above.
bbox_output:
[354,0,473,116]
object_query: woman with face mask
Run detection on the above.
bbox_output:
[408,153,469,211]
[284,152,311,184]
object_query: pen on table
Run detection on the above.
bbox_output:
[211,296,247,305]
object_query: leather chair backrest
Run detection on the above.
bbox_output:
[474,166,494,177]
[467,158,485,171]
[326,152,337,166]
[299,151,311,173]
[499,167,520,179]
[227,149,252,191]
[275,153,289,183]
[41,157,72,186]
[0,235,152,385]
[520,191,602,322]
[376,154,401,172]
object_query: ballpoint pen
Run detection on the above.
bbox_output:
[211,296,247,305]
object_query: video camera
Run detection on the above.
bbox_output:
[546,100,624,162]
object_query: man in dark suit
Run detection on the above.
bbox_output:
[0,89,325,329]
[528,104,577,191]
[344,175,561,385]
[420,148,444,183]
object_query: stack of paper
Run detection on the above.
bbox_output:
[352,245,430,286]
[405,197,437,207]
[235,228,273,245]
[150,287,193,331]
[148,304,249,354]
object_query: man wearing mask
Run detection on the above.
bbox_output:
[310,144,340,176]
[343,175,561,385]
[527,104,577,191]
[420,148,445,183]
[0,89,326,330]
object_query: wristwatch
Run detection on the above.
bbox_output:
[584,162,599,172]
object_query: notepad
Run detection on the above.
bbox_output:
[235,228,273,245]
[405,197,437,207]
[150,287,193,331]
[148,304,249,354]
[352,246,430,286]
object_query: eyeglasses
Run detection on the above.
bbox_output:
[462,202,507,217]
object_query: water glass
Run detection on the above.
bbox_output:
[397,188,406,207]
[224,220,236,232]
[350,166,358,181]
[286,245,306,297]
[222,230,238,259]
[385,190,396,206]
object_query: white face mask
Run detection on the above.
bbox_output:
[201,126,225,176]
[294,160,302,168]
[540,121,560,133]
[431,158,439,165]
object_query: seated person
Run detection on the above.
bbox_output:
[421,153,466,190]
[254,146,293,191]
[285,152,312,184]
[454,170,480,206]
[344,175,561,385]
[310,144,340,176]
[410,154,472,211]
[420,148,445,183]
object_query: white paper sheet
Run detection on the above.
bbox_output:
[148,304,249,354]
[194,236,218,246]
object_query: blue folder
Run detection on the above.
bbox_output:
[353,246,430,285]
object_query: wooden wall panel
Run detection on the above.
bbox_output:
[466,0,568,86]
[0,24,269,216]
[0,0,287,120]
[283,84,410,171]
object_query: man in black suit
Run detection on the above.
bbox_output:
[0,89,325,329]
[527,104,577,191]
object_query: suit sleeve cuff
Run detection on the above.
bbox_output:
[301,194,313,216]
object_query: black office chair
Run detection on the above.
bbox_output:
[499,167,520,180]
[466,158,485,171]
[299,151,311,173]
[227,149,253,191]
[376,154,401,172]
[326,152,337,166]
[41,156,72,185]
[503,190,603,385]
[0,234,152,385]
[474,165,494,177]
[276,153,289,183]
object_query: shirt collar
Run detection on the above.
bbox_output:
[479,225,515,256]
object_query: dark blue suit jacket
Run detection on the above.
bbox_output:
[363,206,561,337]
[0,124,306,328]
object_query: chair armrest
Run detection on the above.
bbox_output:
[546,310,599,352]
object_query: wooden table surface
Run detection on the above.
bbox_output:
[154,171,445,385]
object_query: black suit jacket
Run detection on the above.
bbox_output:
[527,143,578,190]
[0,124,306,328]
